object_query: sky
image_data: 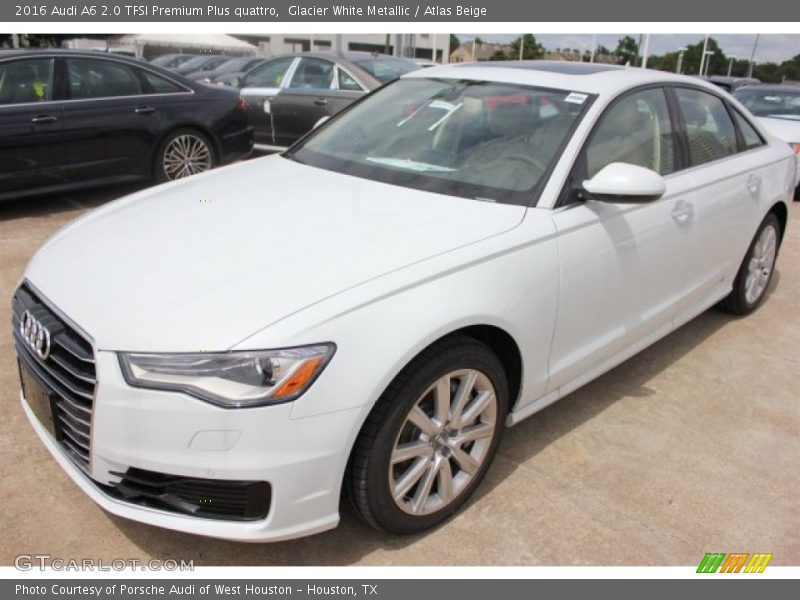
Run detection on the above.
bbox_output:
[458,34,800,64]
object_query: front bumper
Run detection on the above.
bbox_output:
[20,349,366,542]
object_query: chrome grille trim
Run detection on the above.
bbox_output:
[12,282,96,472]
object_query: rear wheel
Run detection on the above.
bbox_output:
[346,336,508,535]
[154,129,215,182]
[720,213,780,315]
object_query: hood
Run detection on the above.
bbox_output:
[26,157,526,351]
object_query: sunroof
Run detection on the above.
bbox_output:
[452,60,622,75]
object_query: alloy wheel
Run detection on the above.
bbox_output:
[744,223,777,305]
[162,134,212,180]
[389,369,498,516]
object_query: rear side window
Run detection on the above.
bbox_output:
[244,57,293,88]
[585,87,676,177]
[730,109,764,151]
[141,70,185,94]
[338,68,364,92]
[67,58,142,99]
[675,88,738,166]
[0,58,54,104]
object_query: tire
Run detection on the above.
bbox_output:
[719,213,780,315]
[154,128,215,183]
[346,335,509,535]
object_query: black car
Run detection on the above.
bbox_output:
[186,57,266,84]
[172,54,232,76]
[239,51,419,150]
[149,53,197,70]
[0,50,253,202]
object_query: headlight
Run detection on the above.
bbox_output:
[119,344,335,408]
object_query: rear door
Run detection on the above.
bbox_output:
[0,56,64,195]
[239,57,297,148]
[60,57,165,182]
[670,86,766,314]
[547,87,697,391]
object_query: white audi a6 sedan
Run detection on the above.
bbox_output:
[14,62,793,541]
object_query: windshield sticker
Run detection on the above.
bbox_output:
[565,92,588,104]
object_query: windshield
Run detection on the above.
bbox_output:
[354,57,420,83]
[290,78,593,205]
[735,89,800,121]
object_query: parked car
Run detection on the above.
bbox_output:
[734,84,800,198]
[187,56,266,84]
[14,62,792,541]
[172,54,232,76]
[0,50,253,202]
[707,75,761,92]
[149,53,196,70]
[240,51,419,150]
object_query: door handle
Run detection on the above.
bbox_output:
[314,98,328,106]
[671,200,693,223]
[30,115,57,124]
[134,106,155,115]
[747,174,762,195]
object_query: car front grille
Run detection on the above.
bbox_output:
[12,282,96,471]
[104,468,271,521]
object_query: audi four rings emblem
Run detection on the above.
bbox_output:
[20,310,51,360]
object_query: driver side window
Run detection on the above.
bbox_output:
[586,87,676,178]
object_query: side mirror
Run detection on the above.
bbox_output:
[582,163,666,204]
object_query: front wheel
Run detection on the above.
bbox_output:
[720,213,780,315]
[154,129,215,182]
[346,336,508,535]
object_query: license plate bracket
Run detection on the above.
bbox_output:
[18,360,58,439]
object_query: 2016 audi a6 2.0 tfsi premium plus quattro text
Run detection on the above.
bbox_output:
[13,62,793,541]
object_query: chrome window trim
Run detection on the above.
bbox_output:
[0,54,195,109]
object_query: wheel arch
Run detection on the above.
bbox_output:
[767,200,788,248]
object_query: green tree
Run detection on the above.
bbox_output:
[488,50,508,62]
[474,36,485,45]
[614,36,639,66]
[779,54,800,81]
[449,34,460,53]
[509,34,544,60]
[596,45,612,56]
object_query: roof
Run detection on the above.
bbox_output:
[404,60,721,96]
[453,60,622,75]
[111,34,256,53]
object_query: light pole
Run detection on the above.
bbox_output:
[676,47,686,74]
[519,34,524,61]
[641,33,651,69]
[748,33,760,78]
[699,33,709,76]
[702,50,714,76]
[590,33,596,63]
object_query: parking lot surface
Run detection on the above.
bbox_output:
[1,183,798,566]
